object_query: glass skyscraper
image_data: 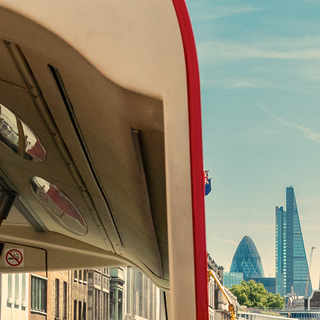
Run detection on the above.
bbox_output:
[230,235,264,280]
[275,186,312,297]
[223,272,243,288]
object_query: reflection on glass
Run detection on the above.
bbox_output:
[30,176,87,235]
[123,267,161,320]
[0,104,46,161]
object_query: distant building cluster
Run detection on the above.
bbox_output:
[224,186,312,301]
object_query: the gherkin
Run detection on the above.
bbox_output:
[230,235,264,280]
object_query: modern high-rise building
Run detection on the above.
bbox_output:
[230,235,264,280]
[246,277,276,294]
[223,272,243,288]
[275,186,312,297]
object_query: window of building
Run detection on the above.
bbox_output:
[22,274,26,310]
[31,275,47,313]
[110,302,114,320]
[84,270,87,283]
[118,290,123,320]
[78,301,82,320]
[63,281,67,319]
[15,274,19,301]
[74,270,78,281]
[8,274,13,308]
[103,292,108,320]
[83,302,87,320]
[79,270,82,282]
[55,279,59,318]
[95,289,101,320]
[74,300,77,320]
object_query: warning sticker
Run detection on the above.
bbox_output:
[4,249,24,267]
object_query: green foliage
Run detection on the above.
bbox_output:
[229,280,285,309]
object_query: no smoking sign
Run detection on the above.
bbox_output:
[4,249,24,267]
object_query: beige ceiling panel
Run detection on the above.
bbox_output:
[0,40,26,88]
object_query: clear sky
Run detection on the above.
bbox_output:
[186,0,320,289]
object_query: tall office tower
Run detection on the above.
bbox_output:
[275,186,312,297]
[230,235,264,280]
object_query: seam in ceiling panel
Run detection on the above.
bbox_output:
[49,65,123,246]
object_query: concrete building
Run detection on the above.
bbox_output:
[110,268,124,320]
[72,269,89,320]
[88,268,111,320]
[0,273,29,320]
[208,271,215,320]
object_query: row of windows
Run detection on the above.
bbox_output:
[94,289,110,320]
[74,300,87,320]
[95,267,110,275]
[6,274,28,311]
[74,270,88,283]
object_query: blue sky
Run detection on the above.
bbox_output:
[186,0,320,288]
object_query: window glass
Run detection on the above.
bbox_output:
[31,275,47,313]
[55,279,59,317]
[74,300,77,320]
[63,281,67,319]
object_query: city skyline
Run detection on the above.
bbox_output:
[186,0,320,287]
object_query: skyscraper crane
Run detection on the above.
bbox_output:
[305,247,315,297]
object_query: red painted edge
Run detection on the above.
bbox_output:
[171,1,209,320]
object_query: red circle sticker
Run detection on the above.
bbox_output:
[6,249,23,267]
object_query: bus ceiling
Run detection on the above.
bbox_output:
[0,2,208,320]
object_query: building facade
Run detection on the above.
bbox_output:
[276,186,312,297]
[2,266,160,320]
[208,254,239,320]
[48,270,71,320]
[0,273,29,320]
[230,236,264,280]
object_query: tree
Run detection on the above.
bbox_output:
[229,280,285,309]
